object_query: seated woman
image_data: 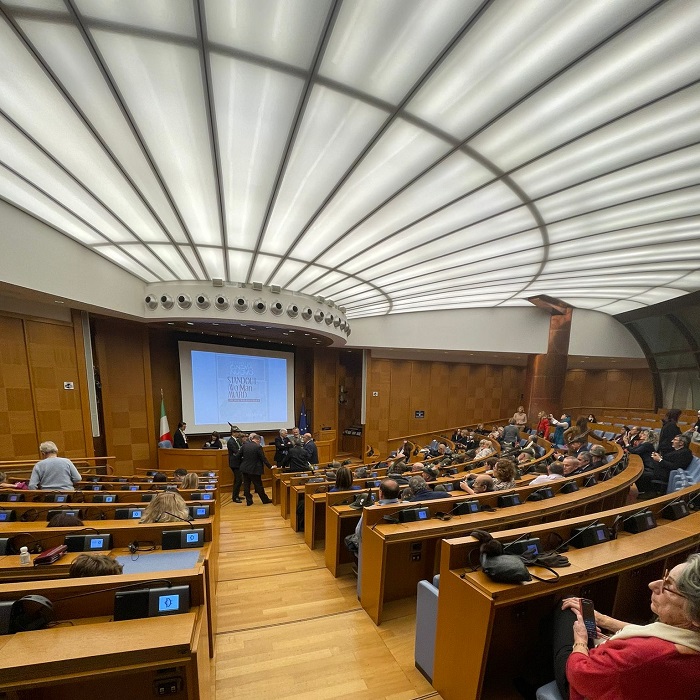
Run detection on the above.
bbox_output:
[203,431,223,449]
[139,491,190,523]
[328,466,360,492]
[69,553,123,577]
[553,554,700,699]
[180,472,199,490]
[490,458,517,490]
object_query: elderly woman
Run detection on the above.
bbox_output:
[475,439,495,460]
[553,554,700,699]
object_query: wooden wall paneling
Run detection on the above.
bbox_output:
[409,362,431,435]
[94,320,154,474]
[388,361,412,440]
[604,370,632,408]
[365,357,391,456]
[629,369,655,408]
[312,349,338,434]
[24,319,87,458]
[429,363,450,432]
[446,364,469,427]
[0,315,37,459]
[563,369,586,408]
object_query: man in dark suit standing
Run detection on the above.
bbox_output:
[302,433,318,465]
[173,421,188,448]
[274,429,292,466]
[227,428,243,503]
[237,433,272,506]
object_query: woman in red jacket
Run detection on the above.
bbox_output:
[553,554,700,700]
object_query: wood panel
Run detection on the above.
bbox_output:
[25,319,88,457]
[0,315,36,459]
[364,356,527,454]
[95,319,155,474]
[312,348,338,435]
[564,367,654,410]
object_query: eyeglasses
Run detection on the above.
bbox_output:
[661,569,687,599]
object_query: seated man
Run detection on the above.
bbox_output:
[530,461,565,485]
[639,434,694,496]
[28,441,81,491]
[459,473,495,495]
[589,444,608,469]
[407,475,452,501]
[561,456,581,477]
[570,451,594,475]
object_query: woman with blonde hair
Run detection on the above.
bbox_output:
[139,491,190,523]
[180,472,199,490]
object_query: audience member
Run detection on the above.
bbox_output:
[173,468,188,482]
[502,419,520,445]
[552,554,700,700]
[530,462,565,485]
[28,442,81,491]
[513,406,528,430]
[639,434,693,497]
[329,466,360,492]
[69,553,123,578]
[180,472,199,490]
[459,474,494,495]
[47,513,84,527]
[140,491,190,523]
[658,409,682,455]
[491,459,517,490]
[407,475,451,501]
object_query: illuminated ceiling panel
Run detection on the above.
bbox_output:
[0,0,698,317]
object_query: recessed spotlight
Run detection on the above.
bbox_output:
[304,334,310,336]
[186,322,194,326]
[54,300,64,304]
[212,323,219,326]
[167,322,174,325]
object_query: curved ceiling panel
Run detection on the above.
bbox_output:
[0,0,699,316]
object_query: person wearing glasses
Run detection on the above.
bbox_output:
[551,554,700,700]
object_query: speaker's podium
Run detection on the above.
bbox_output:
[158,447,232,488]
[314,429,336,463]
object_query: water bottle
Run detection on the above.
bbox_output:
[19,546,31,565]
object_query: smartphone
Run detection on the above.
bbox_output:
[580,598,596,640]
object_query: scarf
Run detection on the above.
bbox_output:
[607,621,700,653]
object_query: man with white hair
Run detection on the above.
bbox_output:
[28,441,81,490]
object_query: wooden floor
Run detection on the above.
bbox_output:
[213,490,442,699]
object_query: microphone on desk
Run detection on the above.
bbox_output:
[163,511,195,529]
[554,519,601,553]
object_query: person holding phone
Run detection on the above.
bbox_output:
[551,554,700,699]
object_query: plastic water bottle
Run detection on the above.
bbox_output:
[19,546,31,565]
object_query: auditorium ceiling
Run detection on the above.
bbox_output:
[1,0,699,319]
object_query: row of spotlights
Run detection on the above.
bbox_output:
[145,294,350,333]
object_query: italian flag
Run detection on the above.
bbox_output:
[159,394,172,443]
